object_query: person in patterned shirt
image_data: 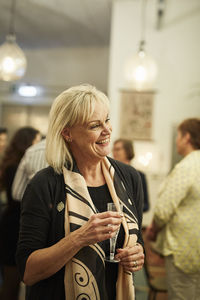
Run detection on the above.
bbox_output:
[146,118,200,300]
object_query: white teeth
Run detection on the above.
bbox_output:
[97,138,109,144]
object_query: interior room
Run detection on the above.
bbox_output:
[0,0,200,299]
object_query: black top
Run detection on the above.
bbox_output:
[16,157,144,300]
[88,184,125,300]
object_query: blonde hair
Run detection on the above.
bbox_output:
[46,84,110,173]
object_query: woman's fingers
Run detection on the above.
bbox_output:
[79,212,122,245]
[117,249,144,262]
[88,212,122,235]
[91,211,122,226]
[120,259,144,272]
[115,244,145,272]
[95,211,122,219]
[116,243,144,256]
[120,256,144,272]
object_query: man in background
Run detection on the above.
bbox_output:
[12,138,47,201]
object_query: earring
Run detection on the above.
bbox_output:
[67,137,72,142]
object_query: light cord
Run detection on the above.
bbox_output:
[8,0,17,35]
[139,0,147,51]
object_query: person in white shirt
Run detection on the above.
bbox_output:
[12,139,47,201]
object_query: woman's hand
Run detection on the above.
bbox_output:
[115,243,144,272]
[78,211,122,247]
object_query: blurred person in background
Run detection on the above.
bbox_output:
[16,85,144,300]
[0,128,8,295]
[112,138,149,213]
[0,126,41,300]
[146,118,200,300]
[0,128,8,163]
[12,138,47,202]
[0,127,8,209]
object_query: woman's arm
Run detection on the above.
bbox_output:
[145,220,161,241]
[131,170,144,246]
[23,229,82,285]
[23,210,122,285]
[154,163,191,227]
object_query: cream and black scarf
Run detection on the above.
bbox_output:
[63,157,139,300]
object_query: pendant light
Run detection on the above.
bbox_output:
[0,0,27,82]
[124,0,157,91]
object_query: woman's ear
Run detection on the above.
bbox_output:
[184,132,191,145]
[61,128,72,142]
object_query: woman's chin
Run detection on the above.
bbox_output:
[95,146,111,158]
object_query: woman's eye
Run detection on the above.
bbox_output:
[89,118,110,129]
[90,124,100,129]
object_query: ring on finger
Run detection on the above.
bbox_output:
[133,260,138,268]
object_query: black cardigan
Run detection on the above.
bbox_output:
[16,157,144,300]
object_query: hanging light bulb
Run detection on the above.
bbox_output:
[124,0,157,91]
[124,41,157,91]
[0,0,27,82]
[0,34,27,81]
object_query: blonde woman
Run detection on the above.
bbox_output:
[16,84,144,300]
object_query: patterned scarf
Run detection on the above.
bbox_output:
[63,157,139,300]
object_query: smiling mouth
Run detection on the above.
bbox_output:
[96,138,110,144]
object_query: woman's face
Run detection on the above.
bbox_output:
[112,141,127,163]
[66,101,112,163]
[0,133,7,154]
[176,130,188,156]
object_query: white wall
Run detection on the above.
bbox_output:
[108,0,200,225]
[108,0,200,172]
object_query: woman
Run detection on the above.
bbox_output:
[146,118,200,300]
[16,85,144,300]
[0,126,41,300]
[112,138,149,212]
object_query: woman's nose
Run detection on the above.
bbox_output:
[102,123,112,133]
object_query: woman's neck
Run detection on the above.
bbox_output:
[77,160,106,187]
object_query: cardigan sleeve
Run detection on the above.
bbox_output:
[16,170,54,280]
[138,171,149,212]
[154,162,192,228]
[130,170,144,246]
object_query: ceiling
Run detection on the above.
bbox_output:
[0,0,113,49]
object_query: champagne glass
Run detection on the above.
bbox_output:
[104,202,123,263]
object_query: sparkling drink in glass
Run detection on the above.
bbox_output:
[105,202,123,263]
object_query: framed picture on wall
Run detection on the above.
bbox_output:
[119,90,155,140]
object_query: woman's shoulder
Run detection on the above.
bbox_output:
[23,167,65,207]
[108,156,139,178]
[30,166,63,187]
